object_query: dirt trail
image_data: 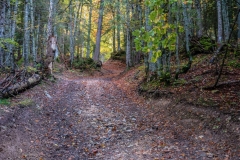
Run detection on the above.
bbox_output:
[0,61,239,159]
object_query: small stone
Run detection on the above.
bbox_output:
[207,153,214,158]
[77,110,82,115]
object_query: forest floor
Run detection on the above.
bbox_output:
[0,60,240,159]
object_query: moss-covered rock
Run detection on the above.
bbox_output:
[111,50,126,62]
[73,58,102,71]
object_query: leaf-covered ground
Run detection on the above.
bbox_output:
[0,60,239,159]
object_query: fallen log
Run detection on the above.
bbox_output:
[0,74,41,98]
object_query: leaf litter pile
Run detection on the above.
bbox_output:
[0,60,239,159]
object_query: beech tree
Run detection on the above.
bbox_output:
[93,0,105,62]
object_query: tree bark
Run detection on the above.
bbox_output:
[217,0,223,44]
[23,0,30,66]
[221,0,229,41]
[93,0,104,62]
[195,0,203,37]
[0,1,6,67]
[126,0,132,68]
[86,0,93,58]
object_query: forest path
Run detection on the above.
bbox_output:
[0,60,239,159]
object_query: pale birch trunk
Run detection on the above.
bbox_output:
[93,0,104,62]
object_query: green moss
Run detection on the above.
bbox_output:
[73,58,98,70]
[197,97,218,107]
[16,99,34,107]
[0,99,10,105]
[173,78,187,86]
[141,79,161,91]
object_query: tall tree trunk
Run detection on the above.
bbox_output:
[116,0,121,51]
[126,0,132,68]
[23,0,30,66]
[53,0,59,59]
[217,0,223,45]
[9,0,18,69]
[0,0,6,67]
[86,0,93,58]
[182,1,191,56]
[30,0,36,63]
[47,0,54,37]
[238,0,240,44]
[5,0,11,67]
[112,7,116,53]
[175,2,180,78]
[93,0,104,62]
[195,0,203,37]
[69,0,74,66]
[221,0,229,41]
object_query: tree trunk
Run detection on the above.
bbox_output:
[93,0,104,62]
[9,0,18,69]
[238,0,240,44]
[175,2,180,78]
[86,0,93,58]
[221,0,229,41]
[116,0,121,51]
[0,1,6,67]
[112,7,116,53]
[23,0,30,66]
[69,0,74,66]
[217,0,223,45]
[195,0,203,37]
[30,0,36,63]
[47,0,54,37]
[126,0,132,68]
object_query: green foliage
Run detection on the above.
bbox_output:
[26,66,37,73]
[199,37,215,51]
[173,78,187,86]
[227,59,240,68]
[159,72,171,85]
[0,38,19,49]
[133,0,182,63]
[0,99,10,105]
[17,57,24,66]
